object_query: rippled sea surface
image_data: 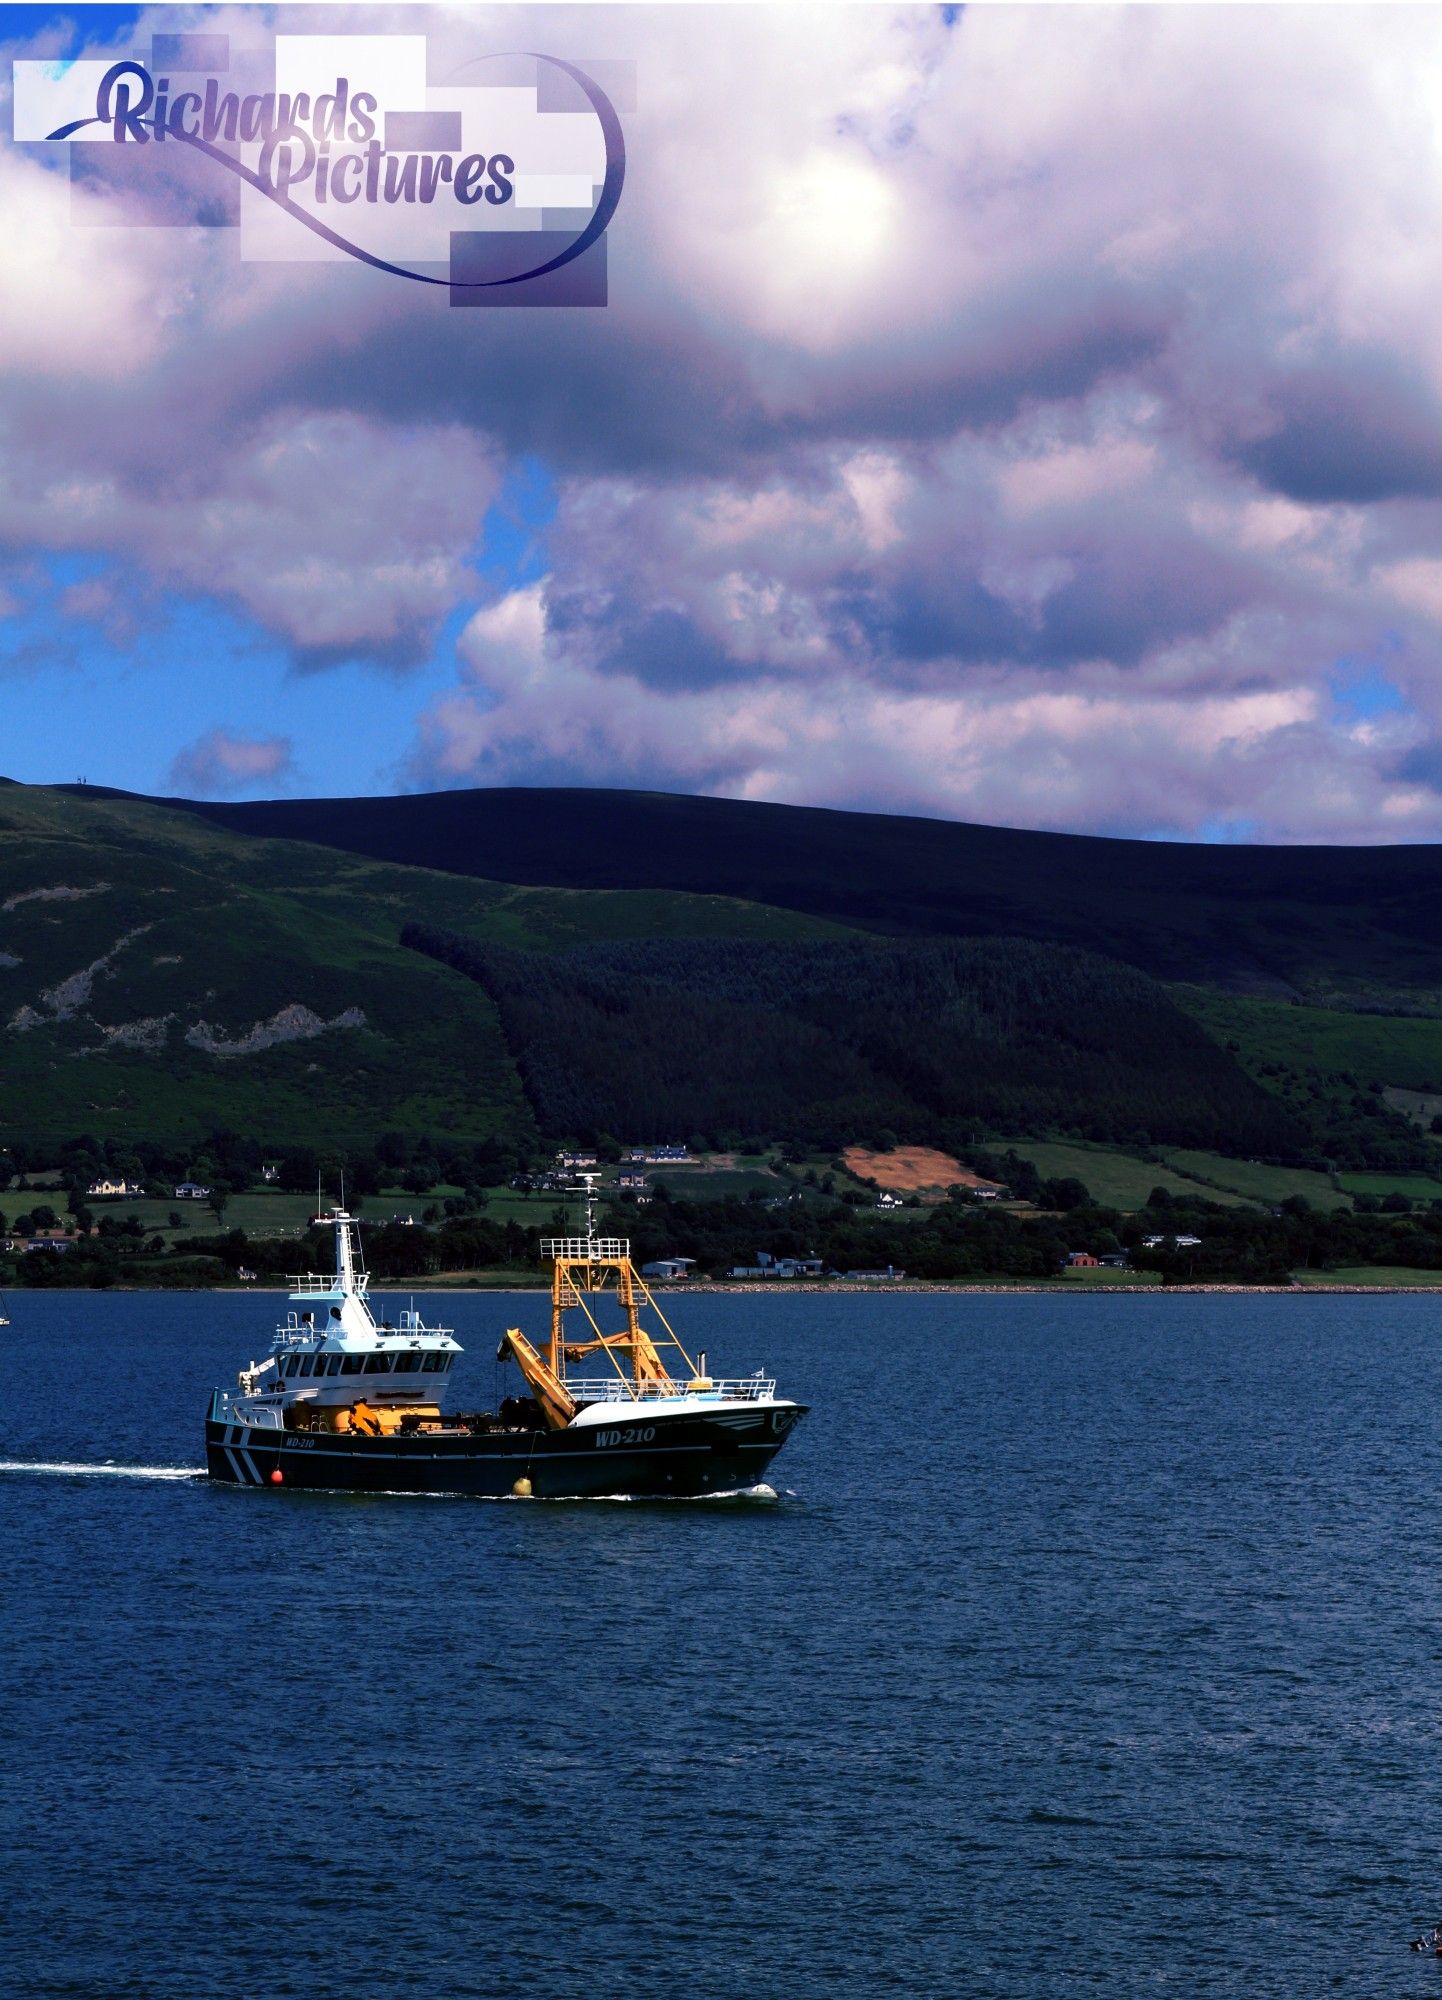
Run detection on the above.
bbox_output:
[4,1288,1442,1998]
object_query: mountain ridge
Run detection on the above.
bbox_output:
[65,778,1442,1002]
[1,779,1436,1173]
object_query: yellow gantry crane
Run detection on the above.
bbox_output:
[498,1178,704,1429]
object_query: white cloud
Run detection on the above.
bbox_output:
[10,4,1442,833]
[167,727,294,797]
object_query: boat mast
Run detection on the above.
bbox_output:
[335,1209,358,1294]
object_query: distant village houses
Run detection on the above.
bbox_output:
[617,1171,649,1191]
[842,1265,906,1282]
[556,1150,597,1169]
[628,1145,690,1163]
[174,1181,212,1200]
[87,1177,143,1198]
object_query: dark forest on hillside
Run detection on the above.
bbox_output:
[404,926,1305,1156]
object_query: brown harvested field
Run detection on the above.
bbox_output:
[843,1145,984,1191]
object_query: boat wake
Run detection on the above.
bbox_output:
[556,1482,784,1506]
[0,1459,205,1481]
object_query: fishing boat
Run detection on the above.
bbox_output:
[204,1194,806,1498]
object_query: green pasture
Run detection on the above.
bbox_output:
[1292,1266,1442,1287]
[1178,989,1442,1092]
[997,1139,1251,1211]
[1155,1150,1354,1211]
[1336,1172,1442,1203]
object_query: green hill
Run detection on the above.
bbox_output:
[0,786,841,1149]
[145,782,1442,1004]
[0,780,1438,1186]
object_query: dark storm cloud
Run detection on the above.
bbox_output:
[1391,741,1442,795]
[1232,359,1442,504]
[845,533,1260,674]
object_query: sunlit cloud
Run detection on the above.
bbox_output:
[167,727,294,798]
[8,3,1442,836]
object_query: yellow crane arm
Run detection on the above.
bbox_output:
[500,1327,577,1430]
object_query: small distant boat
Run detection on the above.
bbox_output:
[205,1189,807,1498]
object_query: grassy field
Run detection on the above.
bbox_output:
[996,1139,1253,1211]
[650,1167,789,1200]
[1178,989,1442,1091]
[26,1183,487,1246]
[1156,1149,1355,1211]
[1159,1150,1442,1209]
[1293,1266,1442,1287]
[1336,1172,1442,1203]
[108,1189,319,1241]
[994,1136,1442,1216]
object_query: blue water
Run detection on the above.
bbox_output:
[3,1288,1442,1998]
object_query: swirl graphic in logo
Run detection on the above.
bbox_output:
[46,52,624,297]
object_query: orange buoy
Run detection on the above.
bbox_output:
[269,1467,284,1485]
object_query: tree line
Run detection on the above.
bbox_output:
[10,1174,1442,1289]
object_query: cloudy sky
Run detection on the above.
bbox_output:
[5,2,1442,841]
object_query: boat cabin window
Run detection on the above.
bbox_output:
[421,1353,452,1373]
[340,1354,365,1376]
[395,1352,422,1373]
[363,1353,390,1373]
[319,1353,340,1376]
[297,1354,315,1376]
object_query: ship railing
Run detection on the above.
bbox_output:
[287,1273,366,1297]
[541,1236,631,1260]
[565,1375,777,1404]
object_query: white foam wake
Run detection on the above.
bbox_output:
[555,1482,783,1505]
[0,1460,204,1480]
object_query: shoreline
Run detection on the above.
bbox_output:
[8,1280,1442,1297]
